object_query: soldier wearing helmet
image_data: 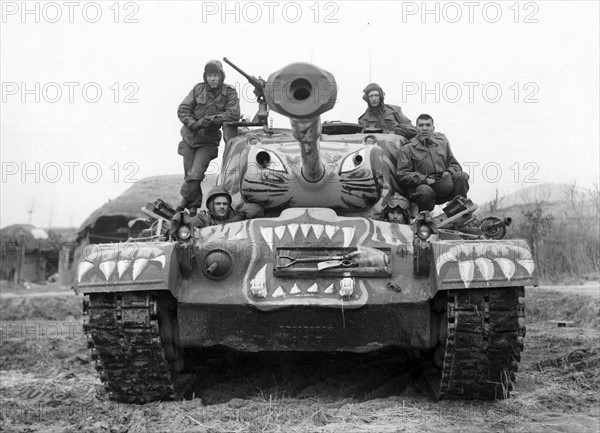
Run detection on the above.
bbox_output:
[170,186,264,236]
[358,83,416,139]
[397,114,470,212]
[176,60,241,216]
[382,193,413,224]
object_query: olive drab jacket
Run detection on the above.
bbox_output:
[358,104,417,139]
[397,132,463,187]
[178,83,240,148]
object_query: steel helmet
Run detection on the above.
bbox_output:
[430,172,453,197]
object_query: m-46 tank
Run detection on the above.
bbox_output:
[74,61,536,403]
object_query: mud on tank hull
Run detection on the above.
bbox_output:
[75,208,535,403]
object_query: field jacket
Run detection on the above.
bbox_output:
[397,133,463,187]
[358,104,417,139]
[178,83,240,147]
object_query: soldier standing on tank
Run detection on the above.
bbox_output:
[176,60,241,216]
[358,83,416,139]
[397,114,470,212]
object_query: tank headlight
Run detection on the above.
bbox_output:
[417,225,432,240]
[255,148,287,173]
[340,147,367,173]
[202,249,233,280]
[177,225,192,241]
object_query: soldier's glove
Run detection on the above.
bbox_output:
[198,117,212,129]
[187,119,200,131]
[211,117,223,128]
[169,211,193,239]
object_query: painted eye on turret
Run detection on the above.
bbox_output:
[339,147,367,174]
[254,148,287,173]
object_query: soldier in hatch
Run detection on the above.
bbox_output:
[170,186,264,237]
[358,83,416,139]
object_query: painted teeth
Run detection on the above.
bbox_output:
[76,245,167,283]
[257,223,354,245]
[339,278,355,297]
[251,281,356,298]
[250,264,268,297]
[272,286,285,298]
[436,242,536,285]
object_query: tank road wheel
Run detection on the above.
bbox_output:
[82,291,185,404]
[430,287,526,400]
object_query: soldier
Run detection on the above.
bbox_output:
[382,193,414,224]
[170,186,263,236]
[358,83,416,139]
[176,60,241,216]
[397,114,470,212]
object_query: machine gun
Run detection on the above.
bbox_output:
[223,57,269,128]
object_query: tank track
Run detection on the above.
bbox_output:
[432,287,526,400]
[82,291,184,404]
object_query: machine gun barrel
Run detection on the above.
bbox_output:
[263,62,337,182]
[223,57,264,94]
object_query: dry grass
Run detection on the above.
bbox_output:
[1,288,599,432]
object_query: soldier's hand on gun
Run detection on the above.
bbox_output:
[198,117,212,129]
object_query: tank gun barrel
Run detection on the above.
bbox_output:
[264,62,337,182]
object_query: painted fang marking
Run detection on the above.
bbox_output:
[117,260,133,278]
[99,261,116,281]
[260,227,274,252]
[475,257,495,281]
[290,284,301,294]
[342,227,355,247]
[458,260,475,288]
[288,224,299,240]
[324,284,335,294]
[325,225,339,239]
[274,226,286,241]
[77,261,94,282]
[339,278,354,297]
[300,223,311,238]
[312,224,325,240]
[517,259,535,276]
[132,258,149,281]
[272,286,286,298]
[307,283,319,293]
[495,258,516,280]
[250,264,268,297]
[151,256,166,269]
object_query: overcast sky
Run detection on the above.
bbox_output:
[1,0,599,228]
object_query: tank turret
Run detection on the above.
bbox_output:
[221,61,384,215]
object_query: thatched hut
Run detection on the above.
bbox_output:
[0,224,58,284]
[59,174,217,287]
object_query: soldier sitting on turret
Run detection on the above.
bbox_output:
[397,114,470,212]
[170,186,263,236]
[176,60,241,216]
[358,83,416,139]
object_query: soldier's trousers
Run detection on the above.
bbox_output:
[411,171,470,212]
[178,141,219,209]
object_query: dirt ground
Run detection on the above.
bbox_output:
[0,281,598,433]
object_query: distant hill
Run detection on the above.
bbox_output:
[481,183,593,214]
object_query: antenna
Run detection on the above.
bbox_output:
[367,21,372,82]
